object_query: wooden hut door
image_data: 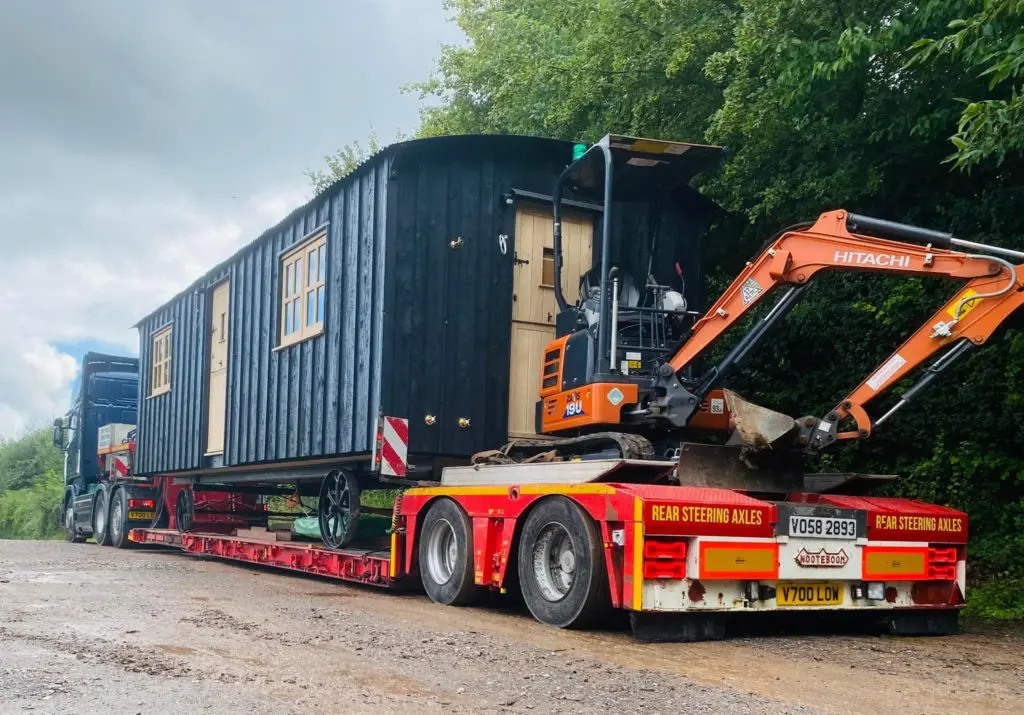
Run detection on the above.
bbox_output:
[205,280,230,455]
[507,206,593,437]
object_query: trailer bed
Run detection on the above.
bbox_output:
[129,528,397,588]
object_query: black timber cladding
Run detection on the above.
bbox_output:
[134,135,718,476]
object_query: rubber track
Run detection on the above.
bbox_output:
[498,431,655,462]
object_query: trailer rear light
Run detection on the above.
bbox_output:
[866,582,886,601]
[927,547,958,581]
[128,499,154,510]
[851,583,865,600]
[642,539,687,580]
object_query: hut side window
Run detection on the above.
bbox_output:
[279,232,327,347]
[150,326,172,397]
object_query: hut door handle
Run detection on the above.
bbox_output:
[514,253,529,266]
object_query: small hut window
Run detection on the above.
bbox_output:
[279,231,327,347]
[541,247,555,287]
[150,326,172,397]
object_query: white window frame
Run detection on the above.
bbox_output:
[279,232,327,348]
[150,325,172,397]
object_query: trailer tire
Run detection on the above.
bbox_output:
[63,495,85,544]
[517,497,610,629]
[418,498,478,607]
[92,486,111,546]
[108,488,133,549]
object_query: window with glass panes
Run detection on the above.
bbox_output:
[150,326,172,396]
[279,232,327,347]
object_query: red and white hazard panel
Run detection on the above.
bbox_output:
[374,416,409,477]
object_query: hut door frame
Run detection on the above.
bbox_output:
[506,203,593,438]
[205,279,230,456]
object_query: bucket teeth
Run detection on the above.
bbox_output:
[722,389,797,450]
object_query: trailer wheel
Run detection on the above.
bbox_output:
[176,488,195,533]
[63,497,85,544]
[92,487,111,546]
[108,488,133,549]
[418,498,478,606]
[517,497,610,629]
[318,470,360,549]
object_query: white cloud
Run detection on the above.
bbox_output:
[0,0,462,440]
[0,183,306,439]
[0,339,78,437]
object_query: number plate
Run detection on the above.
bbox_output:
[777,582,844,607]
[789,515,856,540]
[127,510,155,521]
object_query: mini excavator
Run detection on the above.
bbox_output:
[503,135,1024,488]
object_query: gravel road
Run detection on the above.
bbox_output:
[0,540,1020,714]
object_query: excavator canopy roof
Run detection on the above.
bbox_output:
[566,134,724,200]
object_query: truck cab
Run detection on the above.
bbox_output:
[54,352,154,543]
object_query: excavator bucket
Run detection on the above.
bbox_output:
[723,389,797,450]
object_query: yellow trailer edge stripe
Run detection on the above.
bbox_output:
[404,483,617,497]
[632,496,643,610]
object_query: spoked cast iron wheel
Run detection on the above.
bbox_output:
[92,487,111,546]
[418,498,478,606]
[176,488,195,534]
[318,470,360,549]
[517,497,610,629]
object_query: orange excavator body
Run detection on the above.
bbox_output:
[537,207,1024,452]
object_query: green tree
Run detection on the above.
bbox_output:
[0,428,65,540]
[912,0,1024,168]
[412,0,1024,589]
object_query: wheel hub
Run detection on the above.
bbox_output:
[425,519,457,585]
[532,522,577,602]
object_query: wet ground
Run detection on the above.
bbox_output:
[1,540,1021,714]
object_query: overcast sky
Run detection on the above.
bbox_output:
[0,0,461,438]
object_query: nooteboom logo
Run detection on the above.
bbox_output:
[794,547,850,568]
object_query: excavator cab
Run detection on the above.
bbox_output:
[538,135,725,440]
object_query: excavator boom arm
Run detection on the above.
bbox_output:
[668,209,1004,373]
[812,269,1024,448]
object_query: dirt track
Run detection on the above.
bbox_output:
[0,540,1021,714]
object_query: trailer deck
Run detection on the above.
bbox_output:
[130,528,396,587]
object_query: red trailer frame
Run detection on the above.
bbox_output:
[130,475,968,640]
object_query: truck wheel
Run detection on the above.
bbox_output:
[92,488,111,546]
[64,499,85,543]
[108,489,133,549]
[418,498,478,606]
[517,497,610,629]
[318,470,360,549]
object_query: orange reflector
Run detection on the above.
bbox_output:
[862,546,928,580]
[699,541,778,580]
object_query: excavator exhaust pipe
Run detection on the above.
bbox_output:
[722,389,798,450]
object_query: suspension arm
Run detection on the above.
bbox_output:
[804,268,1024,451]
[668,209,1004,373]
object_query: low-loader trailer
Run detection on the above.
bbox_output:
[57,134,1018,641]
